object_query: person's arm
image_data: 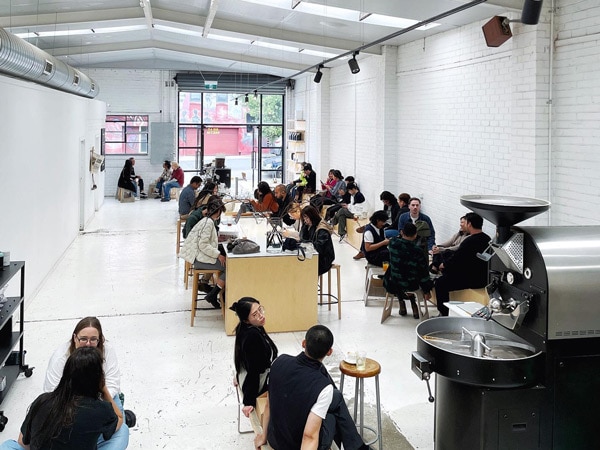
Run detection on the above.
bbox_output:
[18,433,30,450]
[102,385,124,431]
[43,344,69,393]
[364,233,389,252]
[254,396,270,449]
[103,344,121,400]
[426,217,436,250]
[240,331,271,411]
[301,412,323,450]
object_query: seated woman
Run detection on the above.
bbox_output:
[0,347,123,450]
[180,198,227,308]
[153,160,172,198]
[237,181,279,217]
[310,169,346,210]
[192,181,218,211]
[299,205,335,276]
[230,297,278,418]
[42,317,129,450]
[117,159,138,197]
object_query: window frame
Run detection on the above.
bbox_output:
[104,114,149,155]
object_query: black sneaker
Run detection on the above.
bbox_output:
[125,409,137,428]
[198,283,212,293]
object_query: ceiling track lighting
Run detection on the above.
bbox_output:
[253,90,258,98]
[244,93,249,103]
[234,97,238,106]
[313,64,323,83]
[348,52,360,74]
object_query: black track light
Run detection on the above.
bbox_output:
[521,0,543,25]
[348,52,360,74]
[244,93,249,103]
[253,90,258,98]
[314,64,323,83]
[234,97,238,106]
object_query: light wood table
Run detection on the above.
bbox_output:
[224,217,318,335]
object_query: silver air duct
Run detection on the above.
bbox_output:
[0,27,98,98]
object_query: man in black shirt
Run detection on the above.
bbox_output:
[434,212,491,316]
[255,325,370,450]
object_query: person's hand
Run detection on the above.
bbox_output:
[232,376,238,386]
[439,263,445,271]
[242,405,254,418]
[424,292,432,301]
[383,239,390,246]
[218,254,226,265]
[254,432,267,449]
[431,245,440,255]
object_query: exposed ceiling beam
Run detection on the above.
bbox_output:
[48,40,310,72]
[202,0,220,38]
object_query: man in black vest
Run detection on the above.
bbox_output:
[360,210,390,267]
[255,325,370,450]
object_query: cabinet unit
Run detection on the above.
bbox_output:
[286,119,306,183]
[0,261,33,430]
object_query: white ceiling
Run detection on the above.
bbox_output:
[0,0,524,78]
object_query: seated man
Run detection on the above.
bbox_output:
[397,197,436,254]
[178,176,202,217]
[272,184,296,226]
[434,212,491,316]
[153,160,172,198]
[329,183,366,242]
[429,215,469,274]
[160,162,184,202]
[360,210,390,267]
[384,223,433,318]
[255,325,371,450]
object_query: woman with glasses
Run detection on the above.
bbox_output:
[0,347,121,450]
[230,297,278,418]
[43,317,129,450]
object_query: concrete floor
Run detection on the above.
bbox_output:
[1,198,436,449]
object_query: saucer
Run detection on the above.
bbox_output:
[343,356,357,365]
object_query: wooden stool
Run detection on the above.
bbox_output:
[381,289,429,323]
[318,264,342,319]
[190,268,222,326]
[363,265,385,306]
[115,187,135,203]
[176,216,186,255]
[170,186,181,200]
[339,358,383,450]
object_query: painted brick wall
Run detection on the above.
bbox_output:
[551,0,600,225]
[87,69,178,196]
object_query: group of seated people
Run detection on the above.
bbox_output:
[230,297,372,450]
[117,158,185,202]
[358,193,490,317]
[0,317,132,450]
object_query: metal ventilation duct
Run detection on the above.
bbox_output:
[0,27,99,98]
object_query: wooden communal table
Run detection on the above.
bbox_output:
[223,216,318,335]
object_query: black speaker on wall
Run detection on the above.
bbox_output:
[521,0,543,25]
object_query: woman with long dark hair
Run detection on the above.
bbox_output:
[231,297,278,418]
[43,316,129,450]
[192,181,218,211]
[0,347,121,450]
[300,205,335,275]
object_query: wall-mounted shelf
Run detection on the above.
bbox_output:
[286,120,306,183]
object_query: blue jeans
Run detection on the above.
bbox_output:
[0,394,129,450]
[384,229,399,239]
[162,180,181,200]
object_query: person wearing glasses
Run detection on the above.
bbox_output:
[230,297,278,418]
[0,347,121,450]
[43,317,130,450]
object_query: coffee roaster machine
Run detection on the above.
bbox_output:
[412,195,600,450]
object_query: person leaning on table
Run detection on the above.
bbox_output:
[0,347,122,450]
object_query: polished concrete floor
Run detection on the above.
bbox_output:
[2,198,436,449]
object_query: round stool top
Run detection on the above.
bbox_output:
[339,358,381,378]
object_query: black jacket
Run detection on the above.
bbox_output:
[300,221,335,275]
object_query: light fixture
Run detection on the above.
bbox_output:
[521,0,543,25]
[253,90,258,98]
[244,94,249,103]
[313,64,323,83]
[235,97,238,106]
[348,52,360,74]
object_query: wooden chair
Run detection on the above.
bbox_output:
[381,289,430,324]
[176,216,186,255]
[363,264,386,306]
[190,268,223,326]
[318,264,342,319]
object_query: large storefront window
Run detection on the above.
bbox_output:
[177,92,284,190]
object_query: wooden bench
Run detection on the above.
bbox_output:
[115,187,135,203]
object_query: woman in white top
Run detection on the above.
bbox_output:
[43,317,129,450]
[180,198,227,308]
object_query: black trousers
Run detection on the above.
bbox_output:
[434,275,471,316]
[319,389,367,450]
